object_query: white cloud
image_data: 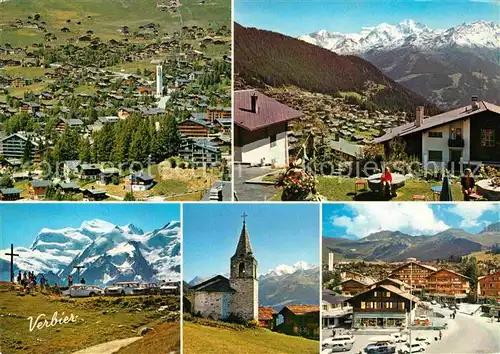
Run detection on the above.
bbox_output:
[330,203,450,238]
[469,0,499,5]
[449,203,500,228]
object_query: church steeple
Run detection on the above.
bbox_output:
[234,214,253,257]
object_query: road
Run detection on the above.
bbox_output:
[234,165,277,201]
[425,311,499,354]
[72,337,142,354]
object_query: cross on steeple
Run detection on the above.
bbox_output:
[241,212,248,223]
[5,244,19,283]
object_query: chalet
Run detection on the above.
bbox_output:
[99,168,120,185]
[339,278,372,296]
[56,118,84,131]
[130,172,156,191]
[234,90,301,167]
[390,261,437,294]
[329,138,363,161]
[82,188,107,201]
[347,285,419,329]
[63,160,80,179]
[118,108,135,119]
[322,289,352,328]
[425,269,471,300]
[28,180,51,199]
[478,271,500,302]
[179,138,221,167]
[373,99,500,168]
[138,107,165,116]
[78,164,101,180]
[272,305,319,339]
[258,307,277,329]
[214,118,231,134]
[56,182,80,194]
[11,77,27,88]
[1,133,40,162]
[0,188,22,201]
[370,278,411,292]
[178,119,210,138]
[206,106,231,122]
[210,136,231,147]
[97,116,119,125]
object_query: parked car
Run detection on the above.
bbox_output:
[104,281,142,295]
[323,335,355,347]
[136,283,160,295]
[365,341,395,352]
[367,346,396,354]
[415,337,431,345]
[430,300,437,305]
[403,342,425,353]
[331,342,353,352]
[67,284,103,298]
[160,281,179,295]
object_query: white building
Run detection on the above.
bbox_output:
[234,90,302,167]
[156,65,163,97]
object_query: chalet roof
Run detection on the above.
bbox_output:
[57,182,80,189]
[83,188,106,195]
[215,118,232,126]
[79,163,102,170]
[62,118,84,126]
[190,275,236,293]
[131,172,155,182]
[428,268,471,280]
[234,90,302,131]
[374,100,500,144]
[282,305,319,315]
[329,138,363,157]
[30,180,51,188]
[0,188,21,195]
[347,284,420,304]
[390,262,437,274]
[259,307,277,321]
[322,293,351,305]
[233,220,254,257]
[97,116,119,124]
[372,278,411,289]
[2,133,40,146]
[100,168,120,175]
[179,118,210,128]
[340,278,372,286]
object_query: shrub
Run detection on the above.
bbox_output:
[111,175,120,185]
[179,161,186,169]
[169,157,177,168]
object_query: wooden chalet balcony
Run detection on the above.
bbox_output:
[355,308,406,313]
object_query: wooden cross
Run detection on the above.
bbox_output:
[73,265,85,283]
[5,244,19,283]
[241,212,248,223]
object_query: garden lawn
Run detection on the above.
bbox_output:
[183,321,319,354]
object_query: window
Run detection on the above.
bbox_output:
[481,129,495,147]
[428,150,443,161]
[400,302,405,310]
[270,134,277,147]
[374,291,378,297]
[238,262,245,277]
[429,131,443,138]
[361,302,366,309]
[385,291,391,297]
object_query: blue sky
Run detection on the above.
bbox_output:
[183,203,320,281]
[235,0,499,37]
[0,203,180,248]
[323,203,500,239]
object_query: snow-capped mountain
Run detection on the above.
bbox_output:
[0,219,181,286]
[300,20,500,108]
[261,261,317,278]
[299,20,499,54]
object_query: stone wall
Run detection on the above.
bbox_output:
[194,291,232,320]
[230,278,258,321]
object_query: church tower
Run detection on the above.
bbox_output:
[229,214,258,321]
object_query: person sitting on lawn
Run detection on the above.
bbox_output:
[380,167,394,197]
[461,168,475,201]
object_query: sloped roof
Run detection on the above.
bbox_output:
[372,278,411,289]
[428,268,471,280]
[259,307,277,321]
[191,275,236,293]
[234,90,302,131]
[347,284,420,303]
[30,180,51,188]
[282,305,319,315]
[391,261,437,274]
[374,100,500,144]
[0,188,21,195]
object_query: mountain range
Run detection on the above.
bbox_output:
[235,23,441,116]
[300,20,500,108]
[188,261,320,309]
[323,222,500,262]
[0,219,181,286]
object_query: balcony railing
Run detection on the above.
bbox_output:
[448,137,465,148]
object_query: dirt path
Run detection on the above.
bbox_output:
[72,337,142,354]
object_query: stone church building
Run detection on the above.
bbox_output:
[191,218,259,321]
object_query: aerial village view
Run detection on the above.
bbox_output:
[182,204,321,353]
[0,203,181,353]
[321,203,500,354]
[0,0,231,202]
[233,0,500,202]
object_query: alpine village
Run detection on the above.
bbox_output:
[0,0,231,202]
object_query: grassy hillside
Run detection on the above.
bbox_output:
[234,23,440,115]
[0,0,230,46]
[183,321,319,354]
[116,322,180,354]
[0,282,180,353]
